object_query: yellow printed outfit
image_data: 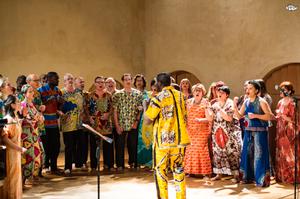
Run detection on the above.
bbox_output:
[145,86,190,199]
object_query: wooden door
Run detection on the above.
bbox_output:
[264,63,300,111]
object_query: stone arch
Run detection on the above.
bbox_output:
[170,70,201,86]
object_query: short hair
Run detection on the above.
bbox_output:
[94,76,105,82]
[133,74,146,89]
[218,86,230,95]
[121,73,131,81]
[63,73,74,81]
[248,80,261,93]
[156,72,171,87]
[191,83,206,95]
[47,71,58,79]
[280,81,295,95]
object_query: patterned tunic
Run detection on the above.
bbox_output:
[60,88,83,132]
[275,98,300,183]
[145,86,190,149]
[38,83,62,128]
[89,91,112,135]
[211,98,242,175]
[112,89,143,131]
[184,98,212,175]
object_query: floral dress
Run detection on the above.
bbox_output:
[21,100,42,179]
[275,98,300,183]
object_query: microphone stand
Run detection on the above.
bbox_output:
[82,123,113,199]
[293,96,300,199]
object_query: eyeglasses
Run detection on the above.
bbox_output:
[32,79,40,82]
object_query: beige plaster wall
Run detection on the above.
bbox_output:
[1,0,300,96]
[0,0,145,88]
[145,0,300,95]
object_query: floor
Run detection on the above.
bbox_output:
[22,154,298,199]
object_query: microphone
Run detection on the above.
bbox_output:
[275,85,290,97]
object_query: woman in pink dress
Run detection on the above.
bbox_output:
[275,81,300,183]
[184,83,212,178]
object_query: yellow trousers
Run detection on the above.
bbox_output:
[153,145,186,199]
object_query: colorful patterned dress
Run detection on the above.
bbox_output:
[275,98,300,183]
[1,116,22,199]
[240,97,270,186]
[137,90,153,167]
[211,99,242,176]
[21,100,42,179]
[184,98,212,175]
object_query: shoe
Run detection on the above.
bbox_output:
[211,175,222,181]
[81,164,88,171]
[51,169,63,176]
[117,167,124,171]
[64,169,71,176]
[44,167,51,173]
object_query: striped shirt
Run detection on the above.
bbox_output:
[38,83,62,128]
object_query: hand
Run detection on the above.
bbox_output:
[89,116,95,125]
[138,105,143,111]
[57,110,64,116]
[21,147,27,153]
[101,113,109,120]
[233,97,239,105]
[116,125,123,134]
[248,112,256,119]
[39,105,46,112]
[195,118,205,122]
[132,121,139,129]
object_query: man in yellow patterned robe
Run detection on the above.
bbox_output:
[144,72,190,199]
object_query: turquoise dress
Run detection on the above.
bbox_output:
[240,97,270,186]
[137,90,152,167]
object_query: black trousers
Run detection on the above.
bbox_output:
[45,127,60,171]
[102,134,114,168]
[114,130,126,168]
[73,129,88,167]
[90,133,100,169]
[63,130,78,170]
[114,128,138,168]
[126,129,138,167]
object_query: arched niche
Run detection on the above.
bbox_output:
[170,70,201,86]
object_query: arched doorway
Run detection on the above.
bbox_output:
[264,63,300,111]
[263,63,300,173]
[170,70,201,86]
